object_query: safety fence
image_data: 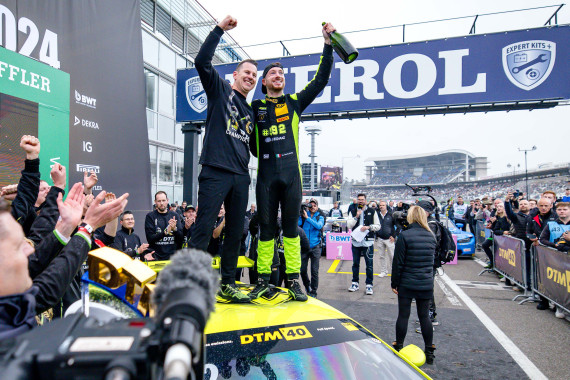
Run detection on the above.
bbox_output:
[489,234,569,313]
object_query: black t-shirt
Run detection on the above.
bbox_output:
[195,26,254,175]
[207,216,225,256]
[144,210,183,260]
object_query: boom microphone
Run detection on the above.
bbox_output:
[152,249,219,380]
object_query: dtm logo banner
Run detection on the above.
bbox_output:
[535,245,570,311]
[493,235,525,286]
[177,26,569,123]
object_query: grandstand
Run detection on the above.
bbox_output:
[365,150,488,186]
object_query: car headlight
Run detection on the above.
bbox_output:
[457,237,472,243]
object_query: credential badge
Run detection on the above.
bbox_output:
[502,40,555,91]
[185,76,207,113]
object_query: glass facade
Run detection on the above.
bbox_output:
[141,0,254,204]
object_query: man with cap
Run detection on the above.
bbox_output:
[299,198,325,298]
[418,200,442,327]
[189,15,258,303]
[248,23,335,301]
[182,204,197,248]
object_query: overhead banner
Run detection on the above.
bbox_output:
[494,235,525,286]
[1,1,151,235]
[177,25,570,123]
[534,245,570,311]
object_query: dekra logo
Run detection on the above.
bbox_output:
[75,90,97,108]
[74,116,99,129]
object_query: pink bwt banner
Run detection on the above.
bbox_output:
[326,233,353,260]
[448,234,458,265]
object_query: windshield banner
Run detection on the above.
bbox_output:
[534,245,570,311]
[177,25,570,122]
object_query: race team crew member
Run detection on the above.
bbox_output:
[189,16,258,303]
[145,191,183,261]
[248,23,335,301]
[111,211,149,259]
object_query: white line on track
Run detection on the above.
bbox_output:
[473,257,489,267]
[435,276,462,306]
[440,273,547,380]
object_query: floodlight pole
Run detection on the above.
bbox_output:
[518,146,537,198]
[305,126,322,192]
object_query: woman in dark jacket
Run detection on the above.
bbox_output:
[391,205,437,364]
[482,202,512,267]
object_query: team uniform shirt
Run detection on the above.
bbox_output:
[195,26,254,175]
[454,203,468,221]
[144,210,183,260]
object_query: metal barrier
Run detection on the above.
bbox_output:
[532,245,570,314]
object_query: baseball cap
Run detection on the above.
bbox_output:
[184,205,196,212]
[261,62,284,94]
[309,198,318,206]
[417,200,434,213]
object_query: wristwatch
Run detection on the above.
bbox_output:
[79,222,94,235]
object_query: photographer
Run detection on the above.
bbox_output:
[418,200,441,327]
[298,199,324,299]
[482,202,512,268]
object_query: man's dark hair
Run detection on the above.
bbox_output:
[120,210,133,221]
[357,193,366,199]
[154,190,168,200]
[236,59,258,71]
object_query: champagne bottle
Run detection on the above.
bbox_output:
[323,22,358,64]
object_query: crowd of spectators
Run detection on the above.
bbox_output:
[369,165,465,186]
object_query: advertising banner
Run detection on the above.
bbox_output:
[320,166,342,190]
[1,1,151,236]
[534,245,570,311]
[177,25,570,123]
[326,233,352,261]
[494,235,525,285]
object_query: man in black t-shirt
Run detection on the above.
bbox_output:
[188,15,257,303]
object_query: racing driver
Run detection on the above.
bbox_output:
[248,23,335,301]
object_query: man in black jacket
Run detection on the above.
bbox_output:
[145,191,183,261]
[375,200,396,278]
[112,211,149,259]
[188,15,257,303]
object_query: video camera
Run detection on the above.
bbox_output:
[393,184,439,231]
[0,249,217,380]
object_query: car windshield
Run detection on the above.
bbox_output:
[204,319,425,379]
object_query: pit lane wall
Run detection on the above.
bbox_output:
[177,25,570,123]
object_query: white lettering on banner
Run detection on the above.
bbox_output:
[76,164,100,173]
[82,141,92,152]
[290,64,331,104]
[74,116,99,129]
[0,60,51,92]
[0,5,60,68]
[334,60,384,102]
[383,54,436,99]
[75,90,97,108]
[438,49,486,95]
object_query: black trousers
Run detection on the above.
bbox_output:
[396,295,433,349]
[189,165,250,284]
[482,239,494,264]
[301,245,321,293]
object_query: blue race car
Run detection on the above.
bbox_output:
[443,218,476,257]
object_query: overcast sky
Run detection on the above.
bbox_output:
[201,0,569,181]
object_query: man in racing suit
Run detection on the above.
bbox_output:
[248,23,335,301]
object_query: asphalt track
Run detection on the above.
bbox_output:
[313,248,569,380]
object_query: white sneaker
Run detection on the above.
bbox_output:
[555,308,565,319]
[366,285,373,295]
[348,282,359,292]
[378,272,388,278]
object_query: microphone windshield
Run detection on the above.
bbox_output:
[152,249,218,318]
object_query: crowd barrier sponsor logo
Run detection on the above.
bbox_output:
[502,40,555,91]
[240,325,312,345]
[546,267,570,293]
[76,164,100,173]
[74,90,97,108]
[498,247,516,266]
[185,76,206,113]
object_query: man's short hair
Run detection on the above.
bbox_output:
[357,193,366,199]
[154,190,167,200]
[120,210,133,221]
[555,202,569,209]
[236,59,258,72]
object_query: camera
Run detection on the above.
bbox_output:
[300,203,310,216]
[512,189,522,198]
